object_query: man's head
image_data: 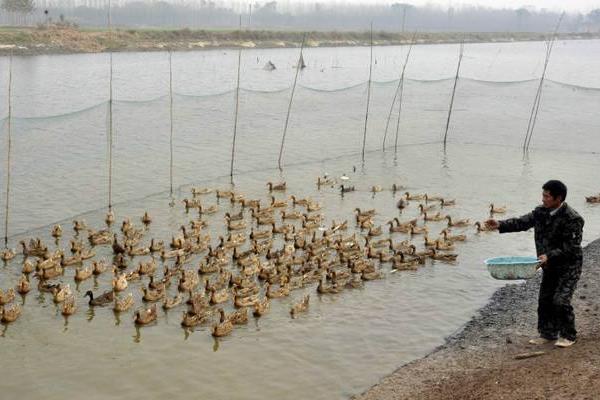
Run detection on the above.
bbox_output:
[542,180,567,209]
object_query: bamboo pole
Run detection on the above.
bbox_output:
[168,49,175,205]
[107,0,114,212]
[3,55,13,248]
[523,13,564,152]
[442,41,464,148]
[229,15,243,178]
[382,30,416,152]
[361,22,374,162]
[277,33,307,171]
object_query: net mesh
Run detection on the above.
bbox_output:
[1,78,599,234]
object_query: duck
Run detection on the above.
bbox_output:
[267,181,287,191]
[162,293,183,310]
[446,216,470,227]
[112,272,128,291]
[391,252,420,271]
[355,208,376,217]
[85,290,114,306]
[290,294,310,318]
[440,198,456,207]
[16,275,30,294]
[404,192,426,201]
[73,219,87,233]
[53,284,72,303]
[391,184,405,194]
[22,259,35,274]
[149,239,165,253]
[306,202,323,212]
[234,293,259,308]
[317,175,335,187]
[192,187,213,196]
[409,225,429,235]
[216,189,235,199]
[340,185,355,194]
[423,235,438,248]
[281,210,303,220]
[387,220,410,233]
[73,264,92,281]
[137,258,157,276]
[61,295,77,316]
[212,308,234,337]
[199,204,218,215]
[290,195,310,207]
[114,293,135,312]
[265,282,290,298]
[475,221,494,232]
[227,308,249,325]
[138,211,152,225]
[424,194,443,203]
[88,229,112,246]
[142,286,165,302]
[418,203,437,214]
[371,185,383,193]
[51,225,63,239]
[585,194,600,203]
[0,304,22,323]
[250,228,272,241]
[429,248,458,263]
[441,229,467,242]
[1,248,16,262]
[435,239,456,251]
[396,198,408,210]
[361,269,383,281]
[252,297,271,317]
[317,278,342,294]
[105,209,115,225]
[0,288,16,305]
[490,203,507,214]
[225,210,244,222]
[69,239,84,254]
[270,196,287,208]
[227,220,247,231]
[423,212,446,222]
[209,287,230,305]
[134,304,158,325]
[181,310,201,327]
[367,226,383,237]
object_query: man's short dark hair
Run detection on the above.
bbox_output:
[543,180,567,201]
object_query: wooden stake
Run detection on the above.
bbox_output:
[361,22,374,162]
[443,41,464,148]
[278,33,307,171]
[230,15,243,178]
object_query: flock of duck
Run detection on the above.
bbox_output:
[0,178,508,337]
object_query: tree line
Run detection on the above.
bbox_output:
[1,0,600,33]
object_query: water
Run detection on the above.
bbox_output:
[1,40,600,399]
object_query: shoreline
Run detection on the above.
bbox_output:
[354,238,600,400]
[1,27,600,56]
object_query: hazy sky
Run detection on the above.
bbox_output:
[316,1,600,13]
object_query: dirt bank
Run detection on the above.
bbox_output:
[1,27,600,56]
[354,238,600,400]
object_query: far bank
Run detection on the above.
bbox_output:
[1,27,600,56]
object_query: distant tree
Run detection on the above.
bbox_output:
[1,0,35,25]
[588,9,600,24]
[391,3,415,32]
[1,0,35,14]
[515,7,530,31]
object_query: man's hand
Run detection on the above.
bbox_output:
[485,219,499,230]
[538,254,548,268]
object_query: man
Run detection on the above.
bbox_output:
[486,180,584,348]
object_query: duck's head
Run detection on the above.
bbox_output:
[84,290,93,298]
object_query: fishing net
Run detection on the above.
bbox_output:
[1,77,600,234]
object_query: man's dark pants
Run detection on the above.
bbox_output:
[538,266,581,341]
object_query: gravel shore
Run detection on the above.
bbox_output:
[354,239,600,400]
